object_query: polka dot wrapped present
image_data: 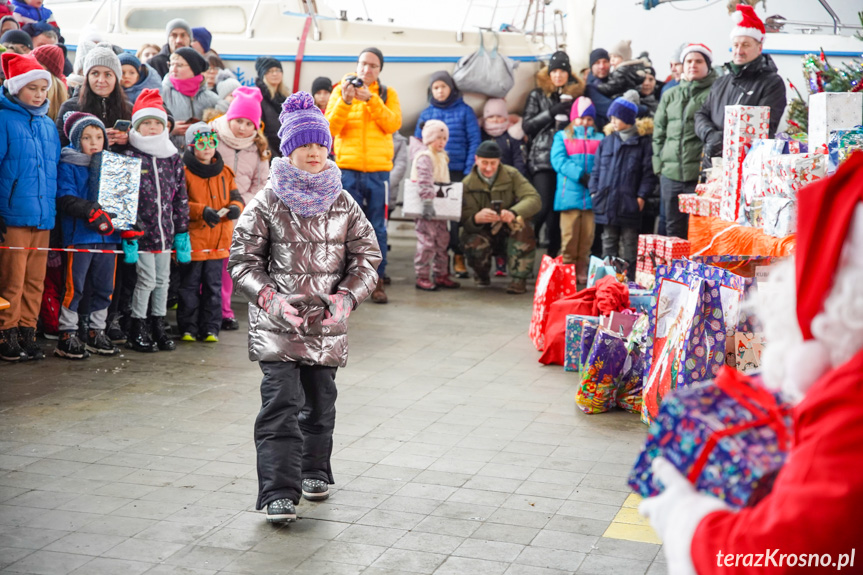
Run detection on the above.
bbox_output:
[628,367,793,509]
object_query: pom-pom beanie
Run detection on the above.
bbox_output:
[226,85,263,129]
[421,119,449,145]
[84,42,122,81]
[63,111,106,152]
[608,97,638,126]
[216,78,241,100]
[277,91,332,157]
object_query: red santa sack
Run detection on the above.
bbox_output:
[529,255,577,351]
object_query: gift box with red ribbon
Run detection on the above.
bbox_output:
[628,367,793,509]
[679,194,721,218]
[720,105,770,222]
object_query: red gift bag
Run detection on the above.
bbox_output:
[529,255,577,351]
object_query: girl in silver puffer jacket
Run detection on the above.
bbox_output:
[229,92,381,525]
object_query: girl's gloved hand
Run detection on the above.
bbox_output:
[257,285,303,327]
[321,292,353,326]
[123,239,139,264]
[173,232,191,263]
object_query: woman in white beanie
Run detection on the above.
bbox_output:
[55,42,132,150]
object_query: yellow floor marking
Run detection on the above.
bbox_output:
[602,493,663,545]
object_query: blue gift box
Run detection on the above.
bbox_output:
[628,367,793,509]
[564,315,598,372]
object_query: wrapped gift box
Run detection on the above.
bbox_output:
[679,194,721,218]
[576,328,629,414]
[635,270,655,291]
[529,256,578,351]
[96,150,142,231]
[727,331,765,373]
[765,153,827,198]
[616,350,645,414]
[761,196,796,237]
[564,315,599,372]
[808,92,863,154]
[828,126,863,174]
[637,235,690,274]
[720,106,770,222]
[741,140,784,224]
[629,368,793,509]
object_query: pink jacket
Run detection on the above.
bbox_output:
[218,142,269,206]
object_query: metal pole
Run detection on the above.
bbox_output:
[817,0,841,34]
[457,0,474,42]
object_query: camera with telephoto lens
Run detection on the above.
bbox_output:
[346,75,364,88]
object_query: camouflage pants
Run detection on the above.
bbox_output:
[414,219,449,279]
[461,222,537,280]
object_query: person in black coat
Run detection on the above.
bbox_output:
[523,51,584,258]
[694,6,786,171]
[255,56,287,159]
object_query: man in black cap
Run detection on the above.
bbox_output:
[460,141,541,294]
[584,48,614,129]
[325,47,401,304]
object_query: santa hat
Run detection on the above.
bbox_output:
[679,43,713,67]
[730,5,765,43]
[796,152,863,342]
[1,52,52,96]
[132,88,167,129]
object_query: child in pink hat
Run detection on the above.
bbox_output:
[208,84,271,332]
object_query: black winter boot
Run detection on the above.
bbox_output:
[150,316,175,351]
[54,331,90,360]
[17,327,44,360]
[0,328,27,362]
[126,317,157,353]
[86,329,120,356]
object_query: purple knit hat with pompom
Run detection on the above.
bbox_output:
[277,91,332,157]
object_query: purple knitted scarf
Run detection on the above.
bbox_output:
[270,158,343,218]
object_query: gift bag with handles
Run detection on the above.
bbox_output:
[452,31,518,98]
[402,180,463,222]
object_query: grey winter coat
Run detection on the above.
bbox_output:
[694,54,787,170]
[160,74,221,148]
[229,188,382,367]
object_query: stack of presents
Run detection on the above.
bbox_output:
[679,93,863,238]
[526,93,863,510]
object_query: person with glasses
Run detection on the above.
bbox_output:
[325,47,402,304]
[178,122,243,343]
[160,46,220,150]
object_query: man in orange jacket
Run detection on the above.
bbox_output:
[325,47,402,304]
[639,152,863,574]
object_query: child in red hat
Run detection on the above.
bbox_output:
[122,88,190,354]
[0,52,61,362]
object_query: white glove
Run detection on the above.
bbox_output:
[639,457,732,575]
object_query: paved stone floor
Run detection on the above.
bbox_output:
[0,230,665,575]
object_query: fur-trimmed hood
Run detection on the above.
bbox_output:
[603,117,654,137]
[534,67,585,98]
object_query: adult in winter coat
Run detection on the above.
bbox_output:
[55,43,132,150]
[160,47,220,150]
[147,18,194,79]
[460,141,541,294]
[229,92,381,524]
[523,50,584,260]
[589,97,657,278]
[413,71,481,179]
[653,44,717,239]
[694,6,786,171]
[325,47,402,304]
[254,56,287,158]
[584,48,614,130]
[0,52,61,362]
[639,153,863,575]
[118,52,161,105]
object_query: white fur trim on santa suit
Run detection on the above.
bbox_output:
[4,69,52,96]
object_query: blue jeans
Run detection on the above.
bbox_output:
[341,169,388,277]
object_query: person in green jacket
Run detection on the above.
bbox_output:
[461,140,541,294]
[652,43,717,239]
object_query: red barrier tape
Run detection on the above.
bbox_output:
[0,246,221,254]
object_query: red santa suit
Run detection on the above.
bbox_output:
[639,148,863,574]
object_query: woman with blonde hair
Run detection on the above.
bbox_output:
[254,56,287,157]
[32,44,68,120]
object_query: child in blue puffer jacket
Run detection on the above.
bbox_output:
[56,113,144,360]
[0,52,61,363]
[550,97,604,290]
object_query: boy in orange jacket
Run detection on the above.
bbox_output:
[179,122,243,342]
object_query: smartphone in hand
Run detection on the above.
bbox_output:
[113,119,132,132]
